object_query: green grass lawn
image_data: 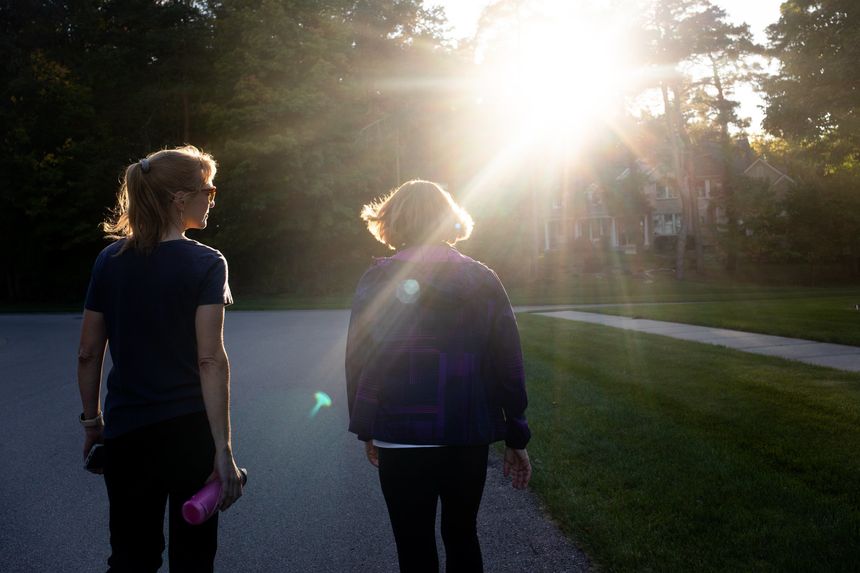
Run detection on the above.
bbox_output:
[507,273,860,306]
[518,313,860,572]
[228,276,857,311]
[232,279,848,311]
[577,295,860,346]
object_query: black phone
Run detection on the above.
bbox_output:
[84,443,106,473]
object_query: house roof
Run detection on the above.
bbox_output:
[743,157,797,185]
[616,161,664,182]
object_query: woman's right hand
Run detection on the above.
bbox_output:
[364,440,379,467]
[212,447,243,511]
[503,447,532,490]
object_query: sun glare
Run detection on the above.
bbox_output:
[455,1,641,211]
[477,1,634,144]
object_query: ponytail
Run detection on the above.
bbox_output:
[102,146,217,254]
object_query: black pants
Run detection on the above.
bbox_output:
[378,445,490,573]
[103,411,217,573]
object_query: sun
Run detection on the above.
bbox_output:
[475,1,635,144]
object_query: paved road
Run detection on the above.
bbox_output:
[537,310,860,372]
[0,311,589,573]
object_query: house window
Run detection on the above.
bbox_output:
[584,218,610,240]
[656,180,678,200]
[601,218,611,237]
[696,179,712,198]
[653,213,682,236]
[586,188,603,207]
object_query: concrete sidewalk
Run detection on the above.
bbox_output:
[533,310,860,373]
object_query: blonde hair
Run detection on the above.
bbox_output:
[361,179,474,250]
[103,145,217,254]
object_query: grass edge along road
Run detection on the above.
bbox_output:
[518,314,860,572]
[576,294,860,347]
[231,278,859,314]
[506,276,860,306]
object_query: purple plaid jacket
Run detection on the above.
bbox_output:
[345,245,531,449]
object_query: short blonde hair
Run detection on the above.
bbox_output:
[103,145,217,254]
[361,180,474,250]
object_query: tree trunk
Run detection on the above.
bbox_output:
[711,59,738,274]
[661,82,690,280]
[671,82,703,272]
[683,136,702,271]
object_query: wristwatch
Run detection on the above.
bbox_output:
[80,412,104,427]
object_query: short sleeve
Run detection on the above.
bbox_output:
[198,254,233,306]
[84,250,107,312]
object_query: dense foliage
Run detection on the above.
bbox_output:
[764,0,860,160]
[1,0,858,303]
[1,0,464,301]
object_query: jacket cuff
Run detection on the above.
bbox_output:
[504,420,531,449]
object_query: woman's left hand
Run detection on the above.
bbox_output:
[364,441,379,467]
[210,448,243,511]
[82,426,104,474]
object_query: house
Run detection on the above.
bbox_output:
[743,157,796,197]
[542,153,794,253]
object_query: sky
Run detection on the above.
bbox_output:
[425,0,782,44]
[423,0,785,132]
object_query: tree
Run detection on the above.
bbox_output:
[638,0,765,278]
[0,0,218,301]
[203,0,451,293]
[0,0,461,302]
[764,0,860,165]
[762,1,860,277]
[783,175,860,277]
[728,175,788,264]
[686,4,762,273]
[640,0,705,279]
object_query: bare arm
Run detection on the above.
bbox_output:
[196,304,243,510]
[77,310,107,463]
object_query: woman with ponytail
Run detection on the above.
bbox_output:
[76,146,242,572]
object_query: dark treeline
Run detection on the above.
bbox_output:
[1,0,476,302]
[2,0,859,303]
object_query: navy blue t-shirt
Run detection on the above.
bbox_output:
[85,238,233,438]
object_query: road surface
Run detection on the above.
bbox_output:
[0,311,588,572]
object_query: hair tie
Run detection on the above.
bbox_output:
[139,158,151,173]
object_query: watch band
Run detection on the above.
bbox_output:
[80,412,104,428]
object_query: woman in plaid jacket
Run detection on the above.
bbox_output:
[346,179,532,573]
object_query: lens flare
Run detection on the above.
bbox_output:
[396,279,421,304]
[309,391,333,418]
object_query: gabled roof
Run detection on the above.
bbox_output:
[743,157,796,185]
[616,161,665,182]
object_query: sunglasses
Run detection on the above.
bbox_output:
[199,186,217,203]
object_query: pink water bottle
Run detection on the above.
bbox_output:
[182,468,248,525]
